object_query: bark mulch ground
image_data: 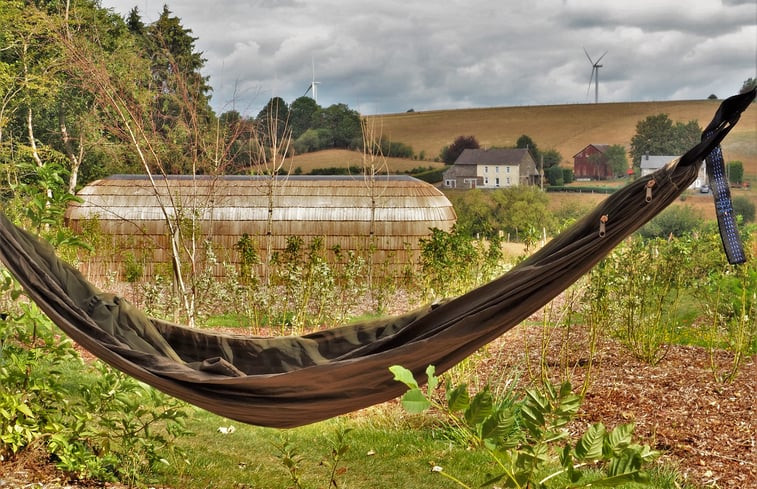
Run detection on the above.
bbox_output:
[478,324,756,489]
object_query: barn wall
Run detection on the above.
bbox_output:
[65,175,456,282]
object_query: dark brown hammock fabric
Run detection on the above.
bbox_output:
[0,91,753,428]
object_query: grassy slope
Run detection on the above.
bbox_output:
[366,99,757,177]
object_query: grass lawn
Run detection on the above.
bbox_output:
[154,398,686,489]
[156,406,495,489]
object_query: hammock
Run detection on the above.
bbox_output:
[0,90,753,428]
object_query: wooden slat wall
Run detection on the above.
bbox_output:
[67,175,456,282]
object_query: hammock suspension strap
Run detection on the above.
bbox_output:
[706,143,745,264]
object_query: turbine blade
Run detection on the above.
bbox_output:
[583,47,594,65]
[586,67,596,96]
[596,50,608,64]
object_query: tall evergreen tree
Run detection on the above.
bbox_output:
[145,5,213,134]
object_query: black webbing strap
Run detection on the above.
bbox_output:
[701,88,755,265]
[705,143,744,264]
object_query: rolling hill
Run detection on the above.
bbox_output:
[361,99,756,177]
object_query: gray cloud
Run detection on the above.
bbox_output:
[101,0,756,116]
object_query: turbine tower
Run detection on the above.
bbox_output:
[584,48,607,104]
[303,58,320,104]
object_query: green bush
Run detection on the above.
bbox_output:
[562,168,574,184]
[0,271,191,484]
[732,195,755,222]
[638,205,703,239]
[545,166,564,186]
[412,167,445,183]
[727,161,744,185]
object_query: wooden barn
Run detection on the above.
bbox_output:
[573,144,613,180]
[65,174,457,282]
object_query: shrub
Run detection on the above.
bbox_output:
[0,271,190,484]
[727,161,743,185]
[562,168,574,184]
[391,365,657,488]
[545,166,564,186]
[595,236,694,364]
[638,205,703,239]
[732,195,755,222]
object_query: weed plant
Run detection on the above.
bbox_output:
[391,365,658,488]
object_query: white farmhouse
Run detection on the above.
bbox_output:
[442,148,540,189]
[640,154,708,189]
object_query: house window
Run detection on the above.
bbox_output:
[506,177,511,185]
[484,177,489,185]
[445,179,456,188]
[495,177,500,187]
[506,166,510,173]
[495,166,499,173]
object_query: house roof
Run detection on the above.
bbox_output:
[442,164,477,179]
[454,148,533,166]
[640,155,679,170]
[572,144,610,158]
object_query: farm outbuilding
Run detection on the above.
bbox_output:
[572,144,614,180]
[65,174,457,282]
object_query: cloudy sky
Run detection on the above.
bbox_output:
[99,0,756,116]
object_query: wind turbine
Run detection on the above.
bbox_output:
[584,48,607,104]
[303,58,320,104]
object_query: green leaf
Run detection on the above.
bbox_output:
[400,388,431,414]
[606,423,635,453]
[608,447,644,477]
[389,365,419,390]
[16,403,34,418]
[464,389,493,426]
[520,403,545,433]
[446,384,470,413]
[575,423,606,460]
[480,408,515,443]
[425,365,438,397]
[525,388,549,412]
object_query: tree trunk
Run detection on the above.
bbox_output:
[59,107,83,193]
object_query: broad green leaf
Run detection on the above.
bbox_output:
[400,388,431,413]
[464,389,493,426]
[446,384,470,412]
[525,388,549,411]
[520,403,545,431]
[575,423,606,460]
[480,408,515,443]
[608,448,643,476]
[606,423,635,452]
[558,381,573,399]
[556,393,582,418]
[389,365,419,390]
